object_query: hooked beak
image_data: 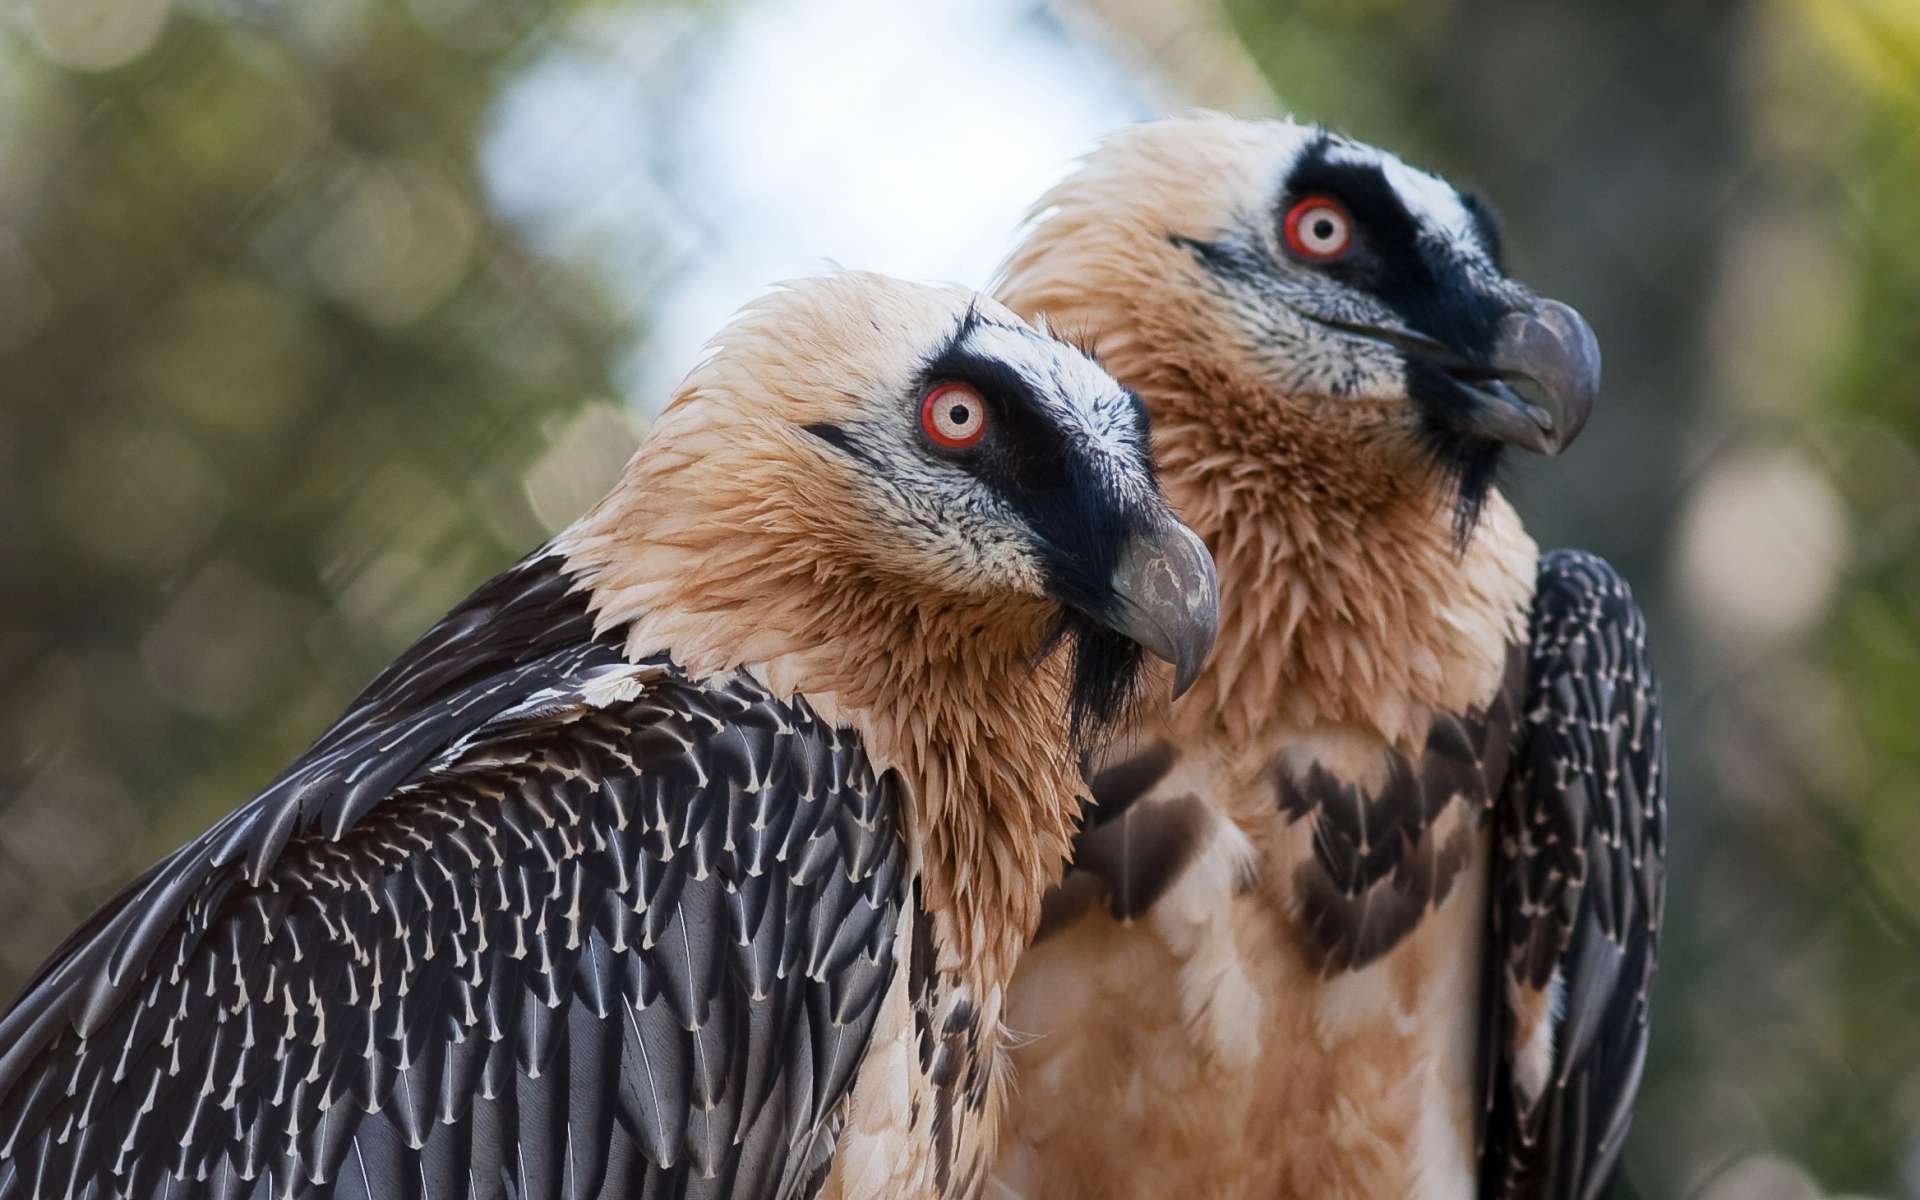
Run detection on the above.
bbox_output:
[1450,300,1601,455]
[1102,516,1220,698]
[1314,298,1601,456]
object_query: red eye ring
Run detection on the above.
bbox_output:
[1283,194,1353,261]
[921,382,988,450]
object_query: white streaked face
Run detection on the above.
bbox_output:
[801,290,1216,724]
[1087,117,1600,525]
[1171,121,1525,408]
[804,300,1163,606]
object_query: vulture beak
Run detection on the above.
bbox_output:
[1103,516,1220,698]
[1315,297,1602,456]
[1446,300,1601,456]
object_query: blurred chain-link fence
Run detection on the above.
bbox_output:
[1,0,1916,1196]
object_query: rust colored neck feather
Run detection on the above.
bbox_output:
[998,216,1535,750]
[1146,365,1535,752]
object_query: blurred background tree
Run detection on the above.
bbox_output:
[0,0,638,925]
[0,0,1914,1196]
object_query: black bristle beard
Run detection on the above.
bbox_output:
[1422,425,1506,554]
[1037,610,1150,756]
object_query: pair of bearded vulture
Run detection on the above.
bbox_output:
[0,115,1664,1200]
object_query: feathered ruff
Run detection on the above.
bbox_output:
[556,274,1109,991]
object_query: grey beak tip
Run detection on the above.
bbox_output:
[1494,299,1601,455]
[1108,520,1220,700]
[1170,652,1204,700]
[1168,549,1219,699]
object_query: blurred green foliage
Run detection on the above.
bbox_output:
[1775,0,1920,1188]
[0,1,638,959]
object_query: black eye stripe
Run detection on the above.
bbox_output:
[1280,141,1424,279]
[1460,191,1506,271]
[915,309,1153,478]
[1279,137,1508,361]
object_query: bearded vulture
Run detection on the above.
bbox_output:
[990,115,1664,1200]
[0,273,1219,1200]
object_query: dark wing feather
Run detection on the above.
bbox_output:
[1032,740,1217,940]
[1481,549,1666,1200]
[0,553,908,1200]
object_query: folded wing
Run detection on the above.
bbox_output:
[1481,549,1667,1200]
[0,553,908,1200]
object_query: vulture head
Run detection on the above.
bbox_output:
[575,272,1219,741]
[998,114,1601,538]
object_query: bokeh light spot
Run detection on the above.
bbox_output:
[49,423,229,575]
[1676,444,1849,646]
[140,562,314,720]
[30,0,171,72]
[524,403,645,533]
[309,160,477,327]
[1697,1153,1821,1200]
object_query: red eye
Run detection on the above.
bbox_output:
[921,383,987,450]
[1283,195,1353,261]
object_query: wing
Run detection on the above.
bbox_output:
[1480,549,1667,1200]
[0,553,908,1200]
